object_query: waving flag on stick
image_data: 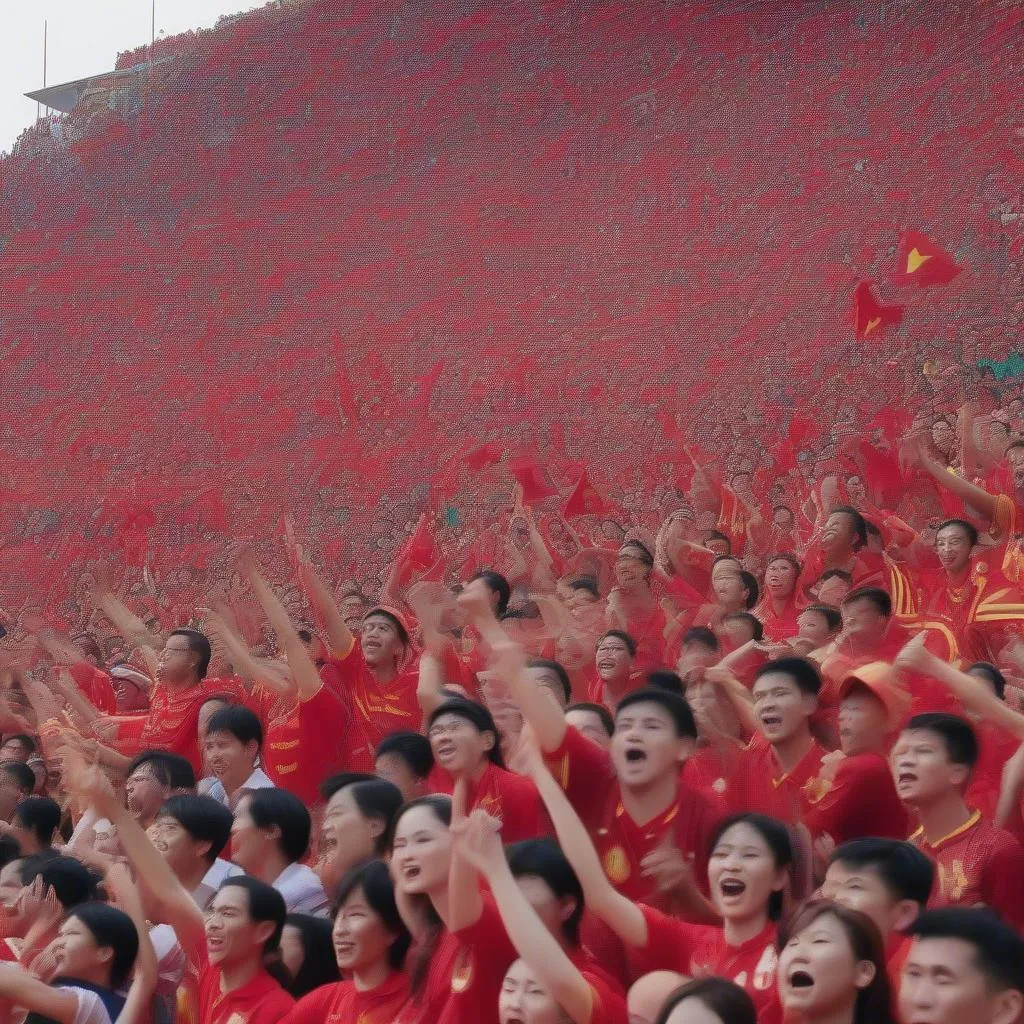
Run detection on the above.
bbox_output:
[853,281,904,339]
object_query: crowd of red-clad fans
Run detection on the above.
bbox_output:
[4,402,1024,1023]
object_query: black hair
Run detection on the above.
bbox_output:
[710,813,792,920]
[206,703,264,750]
[242,788,312,864]
[169,628,212,678]
[12,796,61,848]
[646,670,685,695]
[20,854,103,909]
[754,657,822,697]
[470,570,512,618]
[619,540,655,568]
[0,835,20,870]
[319,771,377,803]
[904,713,978,770]
[766,552,802,575]
[803,604,843,632]
[722,611,764,642]
[738,571,760,610]
[526,658,572,706]
[507,838,584,945]
[711,554,742,571]
[682,626,720,651]
[346,779,405,855]
[376,732,434,780]
[283,913,341,998]
[704,530,732,550]
[127,750,196,791]
[616,687,697,739]
[363,608,410,645]
[427,698,506,769]
[0,761,36,794]
[967,662,1007,701]
[2,734,35,756]
[653,978,756,1024]
[908,907,1024,993]
[568,576,600,600]
[219,875,288,957]
[830,838,934,907]
[65,902,139,990]
[156,794,234,864]
[818,568,854,585]
[597,629,637,658]
[565,702,615,738]
[333,859,412,971]
[842,586,892,618]
[296,628,314,645]
[829,505,869,550]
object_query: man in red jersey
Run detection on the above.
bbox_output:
[804,663,909,845]
[892,712,1024,927]
[588,630,640,709]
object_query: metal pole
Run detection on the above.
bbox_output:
[152,0,156,49]
[40,20,47,118]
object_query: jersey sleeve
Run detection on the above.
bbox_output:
[626,903,701,977]
[280,985,338,1024]
[803,756,866,842]
[981,833,1024,929]
[544,724,617,830]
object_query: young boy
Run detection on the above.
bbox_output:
[893,712,1024,927]
[202,704,274,808]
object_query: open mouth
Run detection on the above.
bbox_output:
[760,714,782,729]
[402,864,422,881]
[624,748,647,763]
[789,969,814,989]
[897,771,917,787]
[719,878,746,897]
[334,941,355,958]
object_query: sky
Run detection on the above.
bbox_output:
[0,0,269,154]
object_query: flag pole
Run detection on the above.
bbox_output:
[40,19,48,119]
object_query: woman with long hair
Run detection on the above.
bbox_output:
[777,900,893,1024]
[653,978,757,1024]
[279,914,340,1000]
[281,861,410,1022]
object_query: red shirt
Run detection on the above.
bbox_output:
[631,905,781,1024]
[69,662,118,715]
[429,761,546,843]
[967,719,1020,822]
[124,681,207,774]
[571,948,628,1024]
[281,972,408,1023]
[753,597,801,644]
[683,741,744,801]
[546,726,724,907]
[910,811,1024,928]
[199,964,295,1024]
[327,646,421,771]
[729,739,828,824]
[803,752,908,844]
[396,895,516,1024]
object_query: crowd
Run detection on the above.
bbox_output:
[3,402,1024,1024]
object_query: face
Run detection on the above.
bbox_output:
[720,617,756,649]
[611,701,688,790]
[821,512,857,553]
[663,998,727,1024]
[279,923,305,980]
[565,587,598,612]
[125,763,170,824]
[710,562,744,605]
[708,821,786,924]
[891,729,967,807]
[376,753,423,803]
[765,558,798,598]
[113,677,149,713]
[752,672,815,745]
[841,597,886,639]
[52,915,109,985]
[206,885,267,967]
[0,772,24,820]
[332,885,396,973]
[900,936,1022,1024]
[428,713,493,776]
[157,635,196,684]
[390,804,452,895]
[525,665,569,709]
[779,912,874,1016]
[198,699,227,742]
[360,615,404,667]
[797,610,833,646]
[816,575,851,606]
[148,815,207,878]
[204,730,255,784]
[838,689,888,756]
[564,708,611,749]
[595,636,633,682]
[615,549,650,589]
[231,795,274,873]
[821,861,908,940]
[322,786,377,869]
[935,525,973,575]
[499,957,568,1024]
[773,507,794,528]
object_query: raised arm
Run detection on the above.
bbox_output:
[93,588,161,678]
[295,560,354,659]
[200,608,293,696]
[442,780,484,934]
[0,966,85,1024]
[105,863,158,1024]
[454,810,595,1024]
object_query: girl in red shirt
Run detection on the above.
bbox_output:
[282,860,412,1024]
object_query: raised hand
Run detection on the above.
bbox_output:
[451,809,506,877]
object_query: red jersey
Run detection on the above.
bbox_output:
[429,761,546,843]
[327,647,421,771]
[123,681,208,774]
[546,726,724,907]
[571,949,628,1024]
[198,964,294,1024]
[729,739,828,825]
[585,671,647,711]
[910,812,1024,928]
[631,905,781,1024]
[69,663,118,715]
[803,752,908,844]
[396,895,516,1024]
[683,740,744,801]
[281,972,408,1023]
[967,720,1020,822]
[752,597,801,644]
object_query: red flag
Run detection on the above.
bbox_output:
[398,514,439,572]
[562,472,609,519]
[464,443,504,472]
[509,457,556,503]
[894,231,963,287]
[853,281,904,339]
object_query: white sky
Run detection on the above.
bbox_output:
[0,0,268,154]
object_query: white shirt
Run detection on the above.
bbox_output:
[192,857,244,911]
[65,986,114,1024]
[273,861,330,917]
[203,767,275,807]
